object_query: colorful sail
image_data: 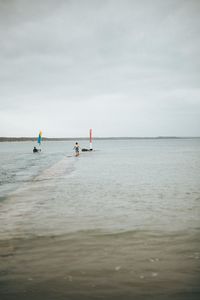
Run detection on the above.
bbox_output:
[89,128,92,150]
[37,131,42,145]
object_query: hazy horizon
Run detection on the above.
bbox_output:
[0,135,199,140]
[0,0,200,137]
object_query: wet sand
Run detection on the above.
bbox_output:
[0,229,200,300]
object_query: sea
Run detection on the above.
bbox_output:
[0,138,200,300]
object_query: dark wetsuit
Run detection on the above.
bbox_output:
[75,146,79,153]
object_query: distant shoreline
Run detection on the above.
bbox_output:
[0,136,199,142]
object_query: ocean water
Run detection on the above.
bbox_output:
[0,139,200,300]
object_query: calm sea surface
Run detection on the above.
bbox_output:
[0,139,200,299]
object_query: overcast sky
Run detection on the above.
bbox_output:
[0,0,200,137]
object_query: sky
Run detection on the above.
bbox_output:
[0,0,200,137]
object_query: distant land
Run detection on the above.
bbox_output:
[0,136,199,142]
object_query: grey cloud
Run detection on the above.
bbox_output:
[0,0,200,136]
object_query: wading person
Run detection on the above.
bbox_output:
[73,142,80,156]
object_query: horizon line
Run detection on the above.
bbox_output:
[0,136,200,141]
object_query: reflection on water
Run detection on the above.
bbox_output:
[0,139,200,299]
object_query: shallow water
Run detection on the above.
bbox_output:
[0,139,200,299]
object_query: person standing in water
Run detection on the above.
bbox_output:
[73,142,80,156]
[33,146,41,153]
